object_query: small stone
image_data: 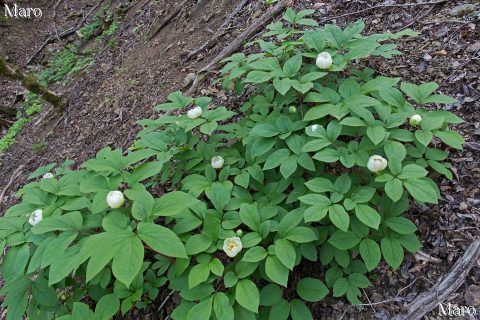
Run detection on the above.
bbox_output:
[459,202,468,211]
[467,42,480,53]
[312,2,325,9]
[465,285,480,306]
[423,53,432,61]
[449,4,477,17]
[183,73,196,87]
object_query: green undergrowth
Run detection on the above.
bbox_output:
[39,7,120,86]
[0,93,42,153]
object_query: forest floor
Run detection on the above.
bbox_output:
[0,0,479,319]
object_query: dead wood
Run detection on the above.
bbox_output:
[0,56,65,111]
[0,165,24,206]
[392,238,480,320]
[185,0,291,96]
[186,0,250,60]
[26,0,105,65]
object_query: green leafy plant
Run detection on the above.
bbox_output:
[0,9,464,320]
[0,92,42,153]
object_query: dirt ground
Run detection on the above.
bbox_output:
[0,0,479,319]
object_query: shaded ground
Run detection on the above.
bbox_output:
[0,0,479,319]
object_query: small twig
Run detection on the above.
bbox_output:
[157,290,175,312]
[52,0,65,42]
[0,165,24,206]
[320,0,447,23]
[27,0,105,65]
[146,0,187,41]
[396,4,438,32]
[186,0,250,60]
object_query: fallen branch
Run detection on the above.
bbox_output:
[0,56,65,111]
[0,165,24,206]
[392,238,480,320]
[26,0,105,65]
[320,0,447,23]
[185,0,291,96]
[186,0,250,60]
[147,0,187,41]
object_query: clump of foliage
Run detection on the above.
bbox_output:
[0,92,42,153]
[0,9,464,320]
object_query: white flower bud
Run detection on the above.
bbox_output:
[289,106,297,113]
[29,209,43,226]
[236,229,243,237]
[367,155,388,173]
[42,172,54,179]
[316,52,333,69]
[106,190,125,209]
[187,106,202,119]
[409,114,422,126]
[211,156,224,169]
[223,237,242,258]
[311,124,319,133]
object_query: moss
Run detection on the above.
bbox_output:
[0,93,42,153]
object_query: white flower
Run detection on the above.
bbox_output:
[223,237,242,258]
[106,191,125,208]
[409,114,422,126]
[187,106,202,119]
[211,156,224,169]
[28,209,43,226]
[42,172,54,179]
[367,155,388,173]
[311,124,319,133]
[316,52,333,69]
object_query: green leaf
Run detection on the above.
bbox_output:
[359,239,381,271]
[242,246,268,263]
[205,182,231,211]
[132,190,154,221]
[329,204,350,232]
[434,130,464,150]
[32,211,82,234]
[213,292,234,320]
[126,161,163,185]
[328,230,361,250]
[112,235,144,286]
[188,263,210,288]
[275,239,296,270]
[251,137,276,158]
[404,178,438,204]
[239,203,260,232]
[290,299,313,320]
[251,124,280,137]
[305,177,334,193]
[296,278,329,302]
[236,279,260,313]
[185,234,212,255]
[187,298,213,320]
[385,178,404,202]
[265,256,289,287]
[264,149,290,170]
[354,204,381,229]
[366,126,386,145]
[283,55,302,77]
[95,294,120,320]
[313,148,340,163]
[284,227,317,243]
[303,29,325,52]
[381,237,404,270]
[280,155,298,179]
[415,129,433,147]
[154,191,200,217]
[385,217,417,234]
[273,78,292,95]
[245,70,273,83]
[137,222,187,258]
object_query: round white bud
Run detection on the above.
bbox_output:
[211,156,224,169]
[187,106,202,119]
[316,52,333,69]
[106,191,125,209]
[367,155,388,173]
